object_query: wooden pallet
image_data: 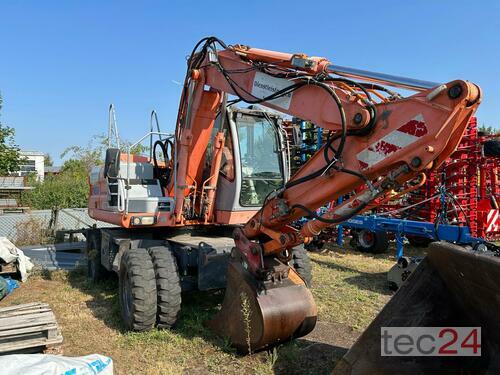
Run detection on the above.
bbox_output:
[0,302,63,354]
[0,262,17,276]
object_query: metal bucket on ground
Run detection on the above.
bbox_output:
[207,258,317,353]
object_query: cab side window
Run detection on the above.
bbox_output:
[220,117,235,181]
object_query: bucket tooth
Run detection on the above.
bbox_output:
[207,259,317,353]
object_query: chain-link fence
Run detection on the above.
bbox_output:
[0,208,111,245]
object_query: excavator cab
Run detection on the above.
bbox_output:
[214,106,290,215]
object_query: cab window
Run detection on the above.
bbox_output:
[236,115,283,206]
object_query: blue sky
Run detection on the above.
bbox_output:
[1,1,499,164]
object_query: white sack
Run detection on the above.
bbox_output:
[0,237,34,281]
[0,353,113,375]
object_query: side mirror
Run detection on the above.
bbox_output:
[104,148,121,178]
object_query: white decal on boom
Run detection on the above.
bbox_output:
[251,71,293,110]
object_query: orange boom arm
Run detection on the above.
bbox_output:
[169,36,482,353]
[174,37,480,264]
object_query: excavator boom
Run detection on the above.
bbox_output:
[173,37,481,352]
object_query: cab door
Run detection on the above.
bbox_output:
[214,107,288,224]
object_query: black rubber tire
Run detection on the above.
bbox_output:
[304,238,324,252]
[484,139,500,157]
[407,235,433,248]
[290,245,313,287]
[355,230,389,254]
[148,246,182,329]
[119,248,157,332]
[86,231,107,282]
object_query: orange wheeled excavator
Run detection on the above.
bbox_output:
[87,37,483,354]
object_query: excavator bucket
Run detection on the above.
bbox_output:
[207,258,317,353]
[334,241,500,374]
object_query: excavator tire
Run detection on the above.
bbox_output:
[119,248,157,332]
[207,257,317,353]
[148,245,182,329]
[334,242,500,374]
[290,245,313,287]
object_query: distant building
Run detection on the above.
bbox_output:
[0,176,33,213]
[44,166,61,177]
[13,151,45,181]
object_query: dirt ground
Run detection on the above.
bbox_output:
[1,244,424,374]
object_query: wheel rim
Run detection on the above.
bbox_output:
[358,230,375,248]
[121,274,133,319]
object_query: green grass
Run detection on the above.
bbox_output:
[2,245,420,374]
[309,247,395,330]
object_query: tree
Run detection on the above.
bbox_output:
[478,124,500,135]
[44,154,53,167]
[60,158,88,179]
[60,134,107,172]
[61,133,149,172]
[0,94,23,175]
[22,159,89,209]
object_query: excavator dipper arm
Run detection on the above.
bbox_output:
[174,37,481,352]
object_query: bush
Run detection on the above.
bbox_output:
[0,94,24,174]
[13,217,53,246]
[22,159,89,209]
